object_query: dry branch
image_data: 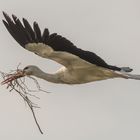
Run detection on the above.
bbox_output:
[0,66,49,134]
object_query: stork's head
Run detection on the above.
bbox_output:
[23,65,41,76]
[1,65,42,85]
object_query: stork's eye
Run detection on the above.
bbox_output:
[24,67,29,70]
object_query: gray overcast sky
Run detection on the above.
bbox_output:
[0,0,140,139]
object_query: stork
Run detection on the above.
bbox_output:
[2,12,140,84]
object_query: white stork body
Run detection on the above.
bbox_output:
[2,12,140,84]
[25,43,124,84]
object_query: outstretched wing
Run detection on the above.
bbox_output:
[2,12,121,70]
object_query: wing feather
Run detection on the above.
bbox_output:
[42,28,49,43]
[22,18,36,42]
[33,22,42,42]
[2,12,121,71]
[25,42,93,68]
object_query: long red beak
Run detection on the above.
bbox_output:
[1,70,25,85]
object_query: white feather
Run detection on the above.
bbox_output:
[25,43,93,69]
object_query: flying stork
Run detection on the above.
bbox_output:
[2,12,140,84]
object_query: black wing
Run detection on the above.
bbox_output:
[2,12,123,71]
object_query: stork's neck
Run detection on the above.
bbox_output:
[33,69,62,83]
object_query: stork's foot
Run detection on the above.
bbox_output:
[121,67,133,72]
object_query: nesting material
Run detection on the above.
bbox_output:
[0,67,48,134]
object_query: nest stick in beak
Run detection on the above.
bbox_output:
[1,70,25,85]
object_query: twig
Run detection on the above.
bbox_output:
[0,68,49,134]
[11,85,43,134]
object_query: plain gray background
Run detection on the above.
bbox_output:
[0,0,140,139]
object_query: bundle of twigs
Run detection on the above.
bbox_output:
[0,66,48,134]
